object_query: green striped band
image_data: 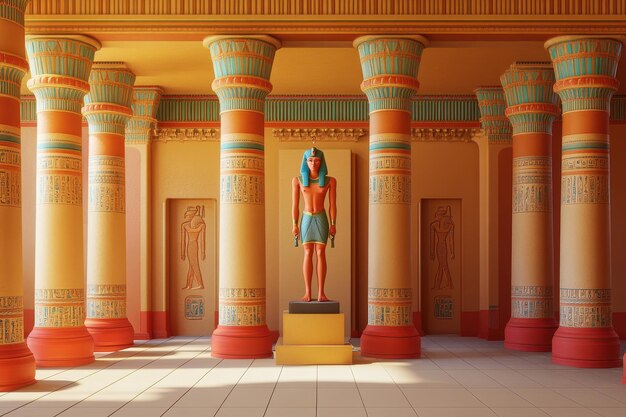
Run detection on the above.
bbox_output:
[562,142,609,152]
[369,141,410,151]
[0,134,20,144]
[37,141,81,151]
[220,141,264,151]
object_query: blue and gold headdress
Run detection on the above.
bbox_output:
[300,147,328,186]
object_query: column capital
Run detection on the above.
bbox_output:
[83,62,135,136]
[204,35,280,113]
[0,52,29,101]
[500,61,560,135]
[354,35,427,113]
[474,86,512,144]
[25,35,101,113]
[126,86,163,144]
[0,0,30,26]
[545,35,625,112]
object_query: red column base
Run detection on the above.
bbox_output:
[211,325,273,359]
[623,354,626,384]
[27,326,95,367]
[0,342,36,391]
[552,326,621,368]
[85,318,135,352]
[505,317,558,352]
[360,324,421,359]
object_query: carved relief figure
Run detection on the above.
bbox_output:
[292,147,337,302]
[430,205,455,290]
[181,205,206,290]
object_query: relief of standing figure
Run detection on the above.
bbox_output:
[181,205,206,290]
[430,205,455,290]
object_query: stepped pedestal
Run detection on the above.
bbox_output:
[276,301,352,365]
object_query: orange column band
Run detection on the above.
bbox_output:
[204,35,280,358]
[83,63,136,351]
[501,62,559,352]
[546,35,625,368]
[355,35,427,359]
[25,34,101,367]
[0,0,36,391]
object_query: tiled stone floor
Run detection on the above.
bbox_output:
[0,336,624,417]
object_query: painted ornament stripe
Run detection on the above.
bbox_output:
[512,156,552,213]
[86,285,127,319]
[511,286,553,319]
[367,288,412,326]
[560,288,612,328]
[218,288,266,326]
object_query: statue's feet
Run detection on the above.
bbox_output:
[182,286,190,290]
[192,285,204,290]
[300,294,312,302]
[318,294,329,302]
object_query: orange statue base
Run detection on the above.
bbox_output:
[360,325,421,359]
[552,326,621,368]
[211,325,273,359]
[0,342,36,391]
[27,326,95,367]
[85,318,135,352]
[504,317,558,352]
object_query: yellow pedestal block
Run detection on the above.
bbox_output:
[275,341,353,365]
[283,313,345,345]
[276,311,352,365]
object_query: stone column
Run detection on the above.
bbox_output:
[83,63,136,351]
[500,62,559,351]
[0,0,36,390]
[545,35,625,367]
[354,35,427,358]
[473,86,513,340]
[25,35,100,366]
[203,35,280,358]
[125,87,162,339]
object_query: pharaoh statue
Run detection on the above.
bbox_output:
[292,147,337,302]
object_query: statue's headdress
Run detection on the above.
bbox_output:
[300,147,328,186]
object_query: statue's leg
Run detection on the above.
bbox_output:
[301,244,314,301]
[316,244,329,301]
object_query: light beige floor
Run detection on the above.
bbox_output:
[0,336,624,417]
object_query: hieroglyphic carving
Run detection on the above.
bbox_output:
[369,174,411,204]
[560,288,612,328]
[513,157,552,213]
[218,288,266,326]
[86,284,126,319]
[35,288,85,327]
[221,174,264,204]
[185,295,205,320]
[367,287,412,326]
[434,295,453,319]
[88,155,125,212]
[0,296,24,344]
[154,128,219,142]
[411,128,479,142]
[37,152,82,205]
[511,286,553,319]
[0,147,21,207]
[273,128,366,142]
[561,174,609,205]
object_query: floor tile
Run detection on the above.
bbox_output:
[469,388,533,408]
[554,388,625,407]
[491,408,550,417]
[3,408,69,417]
[110,408,170,416]
[56,408,122,417]
[173,387,231,407]
[589,408,626,417]
[358,388,410,408]
[446,370,502,388]
[316,408,367,417]
[268,388,316,408]
[539,408,602,417]
[414,408,497,417]
[512,388,578,407]
[264,407,316,417]
[395,370,461,388]
[366,408,417,417]
[402,388,484,408]
[162,407,218,417]
[595,388,626,405]
[317,388,363,407]
[221,387,273,408]
[214,408,265,417]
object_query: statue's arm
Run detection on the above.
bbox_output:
[180,223,187,260]
[292,177,300,237]
[449,224,455,259]
[329,177,337,236]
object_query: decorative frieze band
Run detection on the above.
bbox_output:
[34,288,85,327]
[367,287,412,326]
[154,128,219,142]
[272,128,366,142]
[86,284,127,319]
[511,285,553,319]
[560,288,612,328]
[0,296,24,344]
[218,287,266,326]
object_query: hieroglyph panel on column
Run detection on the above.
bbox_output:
[167,199,216,336]
[421,199,461,334]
